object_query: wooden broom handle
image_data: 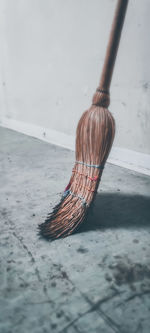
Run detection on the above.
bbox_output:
[99,0,129,92]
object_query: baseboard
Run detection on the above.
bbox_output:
[0,117,75,151]
[1,117,150,176]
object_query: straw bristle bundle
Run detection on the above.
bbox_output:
[39,94,115,239]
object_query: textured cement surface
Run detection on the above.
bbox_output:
[0,127,150,333]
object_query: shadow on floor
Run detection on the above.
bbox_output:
[78,192,150,233]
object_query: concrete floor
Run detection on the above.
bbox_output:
[0,127,150,333]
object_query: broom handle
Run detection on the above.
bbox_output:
[99,0,128,92]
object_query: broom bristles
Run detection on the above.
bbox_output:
[39,93,115,239]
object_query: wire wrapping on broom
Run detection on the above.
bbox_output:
[63,161,103,204]
[62,190,89,207]
[75,161,104,169]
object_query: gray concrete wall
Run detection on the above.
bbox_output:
[0,0,150,154]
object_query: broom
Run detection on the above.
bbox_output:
[39,0,129,239]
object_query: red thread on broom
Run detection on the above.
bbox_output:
[88,176,99,181]
[64,182,71,192]
[72,169,99,182]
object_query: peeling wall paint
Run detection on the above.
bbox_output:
[0,0,150,154]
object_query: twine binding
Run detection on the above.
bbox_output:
[62,189,89,207]
[75,161,104,169]
[96,89,109,95]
